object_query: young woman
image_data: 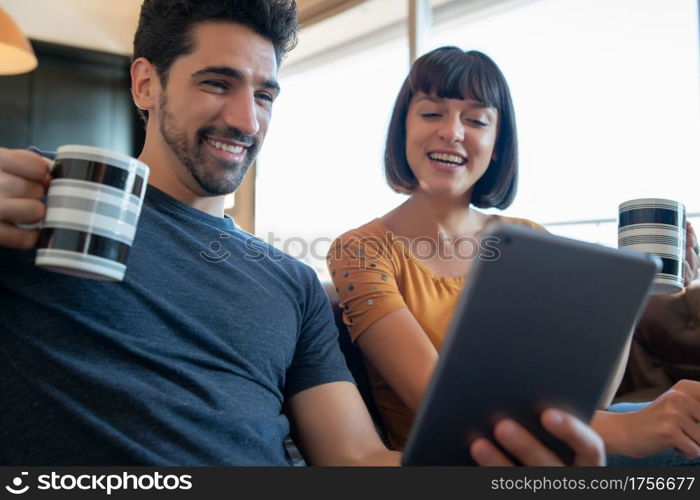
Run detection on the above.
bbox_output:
[328,47,700,460]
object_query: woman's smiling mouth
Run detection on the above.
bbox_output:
[427,151,467,171]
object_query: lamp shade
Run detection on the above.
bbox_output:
[0,7,37,75]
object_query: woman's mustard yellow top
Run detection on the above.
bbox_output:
[327,216,543,449]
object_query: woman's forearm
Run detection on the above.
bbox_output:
[591,410,631,456]
[598,333,633,409]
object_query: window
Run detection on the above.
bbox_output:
[256,0,700,280]
[429,0,700,245]
[256,38,409,276]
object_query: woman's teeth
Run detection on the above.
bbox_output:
[207,139,244,154]
[428,152,466,166]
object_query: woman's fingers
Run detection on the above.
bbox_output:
[685,222,699,282]
[675,422,700,459]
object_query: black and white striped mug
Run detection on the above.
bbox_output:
[34,145,149,281]
[618,198,686,295]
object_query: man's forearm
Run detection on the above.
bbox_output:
[352,448,402,466]
[319,445,401,466]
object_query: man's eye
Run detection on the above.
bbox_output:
[203,80,228,91]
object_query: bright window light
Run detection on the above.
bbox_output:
[224,193,235,210]
[256,0,699,277]
[429,0,700,245]
[256,38,409,275]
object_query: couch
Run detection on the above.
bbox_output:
[615,282,700,402]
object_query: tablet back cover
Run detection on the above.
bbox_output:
[402,223,658,466]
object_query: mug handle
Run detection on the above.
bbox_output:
[15,157,56,231]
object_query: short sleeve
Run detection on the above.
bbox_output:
[327,229,407,341]
[520,219,547,232]
[284,271,354,399]
[495,216,547,233]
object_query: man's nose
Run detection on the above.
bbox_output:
[439,116,465,143]
[223,90,259,137]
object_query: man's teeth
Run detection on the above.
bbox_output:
[207,139,244,154]
[428,152,466,165]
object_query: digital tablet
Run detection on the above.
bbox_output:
[401,224,660,466]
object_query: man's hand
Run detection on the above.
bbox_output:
[0,147,50,249]
[594,379,700,459]
[470,409,605,466]
[684,222,699,285]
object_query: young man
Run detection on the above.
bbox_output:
[0,0,603,465]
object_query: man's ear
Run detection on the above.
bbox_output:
[131,57,161,114]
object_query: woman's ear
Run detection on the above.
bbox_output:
[131,57,160,114]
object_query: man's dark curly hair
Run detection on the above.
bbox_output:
[133,0,297,86]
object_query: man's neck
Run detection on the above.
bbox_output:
[138,135,227,218]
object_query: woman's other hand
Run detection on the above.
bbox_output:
[594,379,700,459]
[684,222,699,285]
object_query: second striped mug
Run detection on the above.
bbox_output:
[35,145,149,281]
[618,198,686,295]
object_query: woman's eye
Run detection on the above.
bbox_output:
[255,92,274,103]
[468,119,488,127]
[421,113,441,119]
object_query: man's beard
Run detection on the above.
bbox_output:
[158,94,259,196]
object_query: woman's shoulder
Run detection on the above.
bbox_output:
[491,215,546,232]
[329,219,394,249]
[328,219,399,264]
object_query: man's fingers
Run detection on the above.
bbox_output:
[0,198,45,224]
[492,419,563,466]
[0,149,48,250]
[540,409,604,466]
[0,172,46,199]
[0,148,51,182]
[0,222,40,250]
[470,438,514,466]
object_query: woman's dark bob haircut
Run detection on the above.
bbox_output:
[384,47,517,209]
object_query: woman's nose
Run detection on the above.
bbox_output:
[438,116,464,143]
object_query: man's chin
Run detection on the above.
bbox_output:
[193,170,248,196]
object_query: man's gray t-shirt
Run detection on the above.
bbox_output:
[0,183,352,465]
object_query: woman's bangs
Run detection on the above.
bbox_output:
[409,51,501,109]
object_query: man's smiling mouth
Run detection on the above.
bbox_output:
[205,138,245,154]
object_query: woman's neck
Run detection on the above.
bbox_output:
[382,189,488,241]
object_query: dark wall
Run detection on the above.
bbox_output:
[0,41,145,156]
